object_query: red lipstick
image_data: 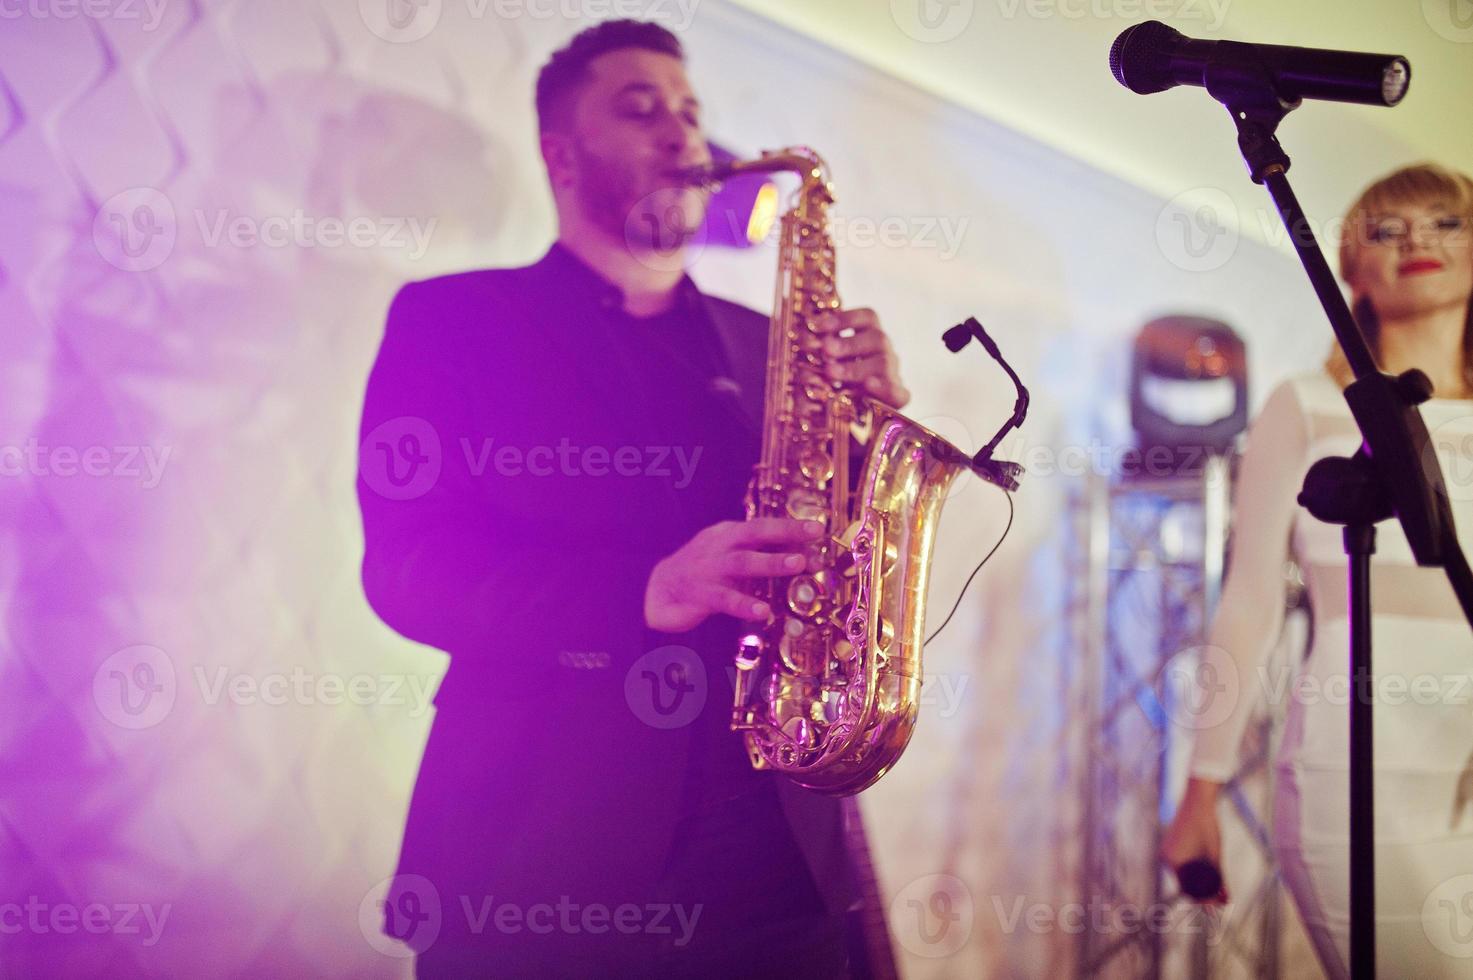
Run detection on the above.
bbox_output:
[1399,258,1444,276]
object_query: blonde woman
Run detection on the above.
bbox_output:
[1162,163,1473,978]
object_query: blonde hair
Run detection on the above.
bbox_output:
[1325,162,1473,390]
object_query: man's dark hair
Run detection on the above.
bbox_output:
[535,20,684,133]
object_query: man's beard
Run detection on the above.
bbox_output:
[572,140,706,254]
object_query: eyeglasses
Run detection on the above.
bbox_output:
[1364,213,1469,248]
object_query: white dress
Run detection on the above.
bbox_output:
[1190,370,1473,978]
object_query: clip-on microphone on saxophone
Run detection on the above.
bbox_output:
[943,316,1028,492]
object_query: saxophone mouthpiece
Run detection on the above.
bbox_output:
[673,163,728,189]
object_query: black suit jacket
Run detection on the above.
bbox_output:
[356,244,858,970]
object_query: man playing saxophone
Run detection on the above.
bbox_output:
[357,18,912,978]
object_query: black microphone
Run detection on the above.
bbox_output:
[1176,858,1224,900]
[942,317,1028,492]
[1110,21,1410,107]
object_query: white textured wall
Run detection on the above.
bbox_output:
[0,2,1338,976]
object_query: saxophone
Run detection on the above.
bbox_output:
[685,147,976,796]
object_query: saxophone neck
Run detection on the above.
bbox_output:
[677,147,831,193]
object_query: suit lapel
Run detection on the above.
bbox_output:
[700,293,769,434]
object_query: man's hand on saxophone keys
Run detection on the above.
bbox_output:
[814,309,911,409]
[644,518,825,633]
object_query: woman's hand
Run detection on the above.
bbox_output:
[1161,777,1230,904]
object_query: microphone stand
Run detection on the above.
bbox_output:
[1200,55,1473,980]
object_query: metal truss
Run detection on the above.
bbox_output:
[1069,458,1294,980]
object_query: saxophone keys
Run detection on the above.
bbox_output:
[786,574,823,617]
[780,716,816,750]
[779,625,823,674]
[797,447,833,482]
[785,489,827,521]
[817,546,856,577]
[877,616,895,652]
